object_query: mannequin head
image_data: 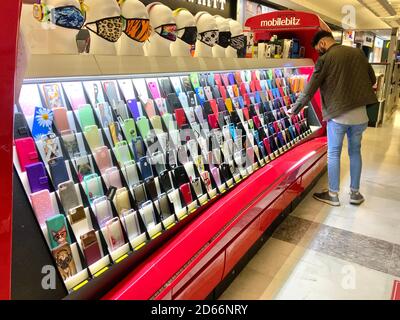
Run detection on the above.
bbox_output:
[171,8,196,57]
[117,0,149,55]
[212,15,230,57]
[145,2,175,56]
[194,12,218,57]
[226,19,245,58]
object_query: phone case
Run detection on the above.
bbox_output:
[114,141,132,165]
[147,80,161,100]
[173,165,188,187]
[220,163,233,181]
[208,114,218,129]
[122,160,140,187]
[42,83,64,109]
[162,113,175,132]
[175,108,187,129]
[83,174,104,204]
[46,214,72,249]
[191,178,203,197]
[132,136,146,161]
[102,81,120,107]
[69,205,86,224]
[133,183,147,207]
[189,73,200,89]
[51,243,77,280]
[152,151,166,175]
[143,99,157,118]
[177,145,189,165]
[95,102,113,128]
[154,98,168,116]
[78,104,96,130]
[93,146,112,174]
[178,92,189,110]
[167,189,182,212]
[15,137,39,172]
[105,217,125,251]
[200,171,212,191]
[132,79,149,101]
[26,162,50,193]
[40,133,61,163]
[138,156,153,180]
[114,187,131,215]
[180,183,192,205]
[170,76,183,94]
[195,87,206,105]
[104,167,123,189]
[92,196,113,228]
[31,106,54,140]
[140,201,157,228]
[136,116,151,139]
[121,118,137,144]
[122,210,141,239]
[13,112,29,139]
[73,154,94,181]
[187,91,198,108]
[52,107,70,132]
[127,99,141,121]
[211,167,222,186]
[59,180,80,212]
[203,86,213,101]
[80,230,102,266]
[30,189,55,226]
[155,193,172,219]
[84,125,102,151]
[159,170,173,192]
[144,177,158,201]
[150,115,163,132]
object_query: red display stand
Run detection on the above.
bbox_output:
[2,3,328,300]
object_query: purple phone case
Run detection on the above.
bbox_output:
[217,98,226,112]
[127,99,141,121]
[26,162,50,193]
[228,73,236,85]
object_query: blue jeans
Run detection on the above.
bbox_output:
[327,120,368,193]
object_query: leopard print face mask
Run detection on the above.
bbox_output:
[85,16,123,42]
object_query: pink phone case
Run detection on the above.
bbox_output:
[93,146,112,174]
[53,107,70,132]
[147,81,161,99]
[104,167,122,189]
[30,189,55,226]
[211,167,222,186]
[15,137,39,172]
[144,99,157,118]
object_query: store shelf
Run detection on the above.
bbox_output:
[102,137,327,300]
[25,55,315,80]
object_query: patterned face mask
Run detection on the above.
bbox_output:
[122,17,151,42]
[85,16,123,43]
[198,30,219,47]
[217,31,231,48]
[230,34,246,51]
[176,26,197,46]
[155,24,177,42]
[33,4,85,30]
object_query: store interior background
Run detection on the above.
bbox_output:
[11,0,400,300]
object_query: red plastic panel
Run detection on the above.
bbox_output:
[392,280,400,300]
[223,217,261,278]
[173,252,225,300]
[0,1,21,300]
[259,194,288,233]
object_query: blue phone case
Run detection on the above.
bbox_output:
[49,157,70,189]
[139,156,153,180]
[32,107,54,140]
[132,136,146,161]
[127,99,141,120]
[195,87,206,106]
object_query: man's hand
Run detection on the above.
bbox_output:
[290,100,303,115]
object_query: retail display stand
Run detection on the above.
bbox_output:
[3,4,328,300]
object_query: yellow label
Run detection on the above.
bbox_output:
[115,254,129,263]
[94,267,109,278]
[190,208,197,214]
[134,242,146,251]
[151,232,162,239]
[166,223,175,230]
[201,199,208,205]
[180,214,188,220]
[73,280,89,291]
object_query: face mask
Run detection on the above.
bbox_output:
[122,17,151,42]
[155,24,177,42]
[198,30,219,47]
[176,26,197,46]
[230,34,246,51]
[85,16,123,43]
[33,4,85,30]
[217,31,231,48]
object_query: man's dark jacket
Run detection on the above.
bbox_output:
[296,44,378,120]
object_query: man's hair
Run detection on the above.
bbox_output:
[311,30,334,47]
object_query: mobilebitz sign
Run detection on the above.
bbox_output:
[260,17,301,27]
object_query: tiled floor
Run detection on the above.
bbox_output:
[219,110,400,300]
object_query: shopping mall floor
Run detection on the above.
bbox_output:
[219,110,400,300]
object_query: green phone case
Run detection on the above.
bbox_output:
[122,118,137,143]
[78,104,96,130]
[84,125,102,150]
[162,113,175,132]
[150,115,163,131]
[83,173,103,203]
[190,73,200,90]
[46,214,72,249]
[114,140,132,165]
[136,117,150,139]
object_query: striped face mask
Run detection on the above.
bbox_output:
[122,18,151,42]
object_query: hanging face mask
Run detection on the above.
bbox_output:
[33,4,85,30]
[176,26,197,46]
[85,16,123,43]
[198,30,219,47]
[155,24,177,42]
[217,31,231,48]
[122,17,151,43]
[230,34,246,51]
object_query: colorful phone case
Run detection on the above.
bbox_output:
[30,189,56,226]
[31,107,54,140]
[147,80,161,100]
[15,137,39,172]
[53,107,70,132]
[78,104,96,130]
[84,174,104,204]
[102,81,120,106]
[48,157,69,189]
[143,99,157,118]
[51,243,77,280]
[114,141,132,165]
[81,230,102,266]
[139,156,153,180]
[136,117,151,139]
[175,108,187,129]
[93,146,112,174]
[104,167,123,189]
[26,162,50,193]
[121,118,137,143]
[84,125,102,151]
[105,217,125,251]
[96,102,113,128]
[127,99,141,121]
[46,214,72,249]
[42,83,64,109]
[180,183,192,205]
